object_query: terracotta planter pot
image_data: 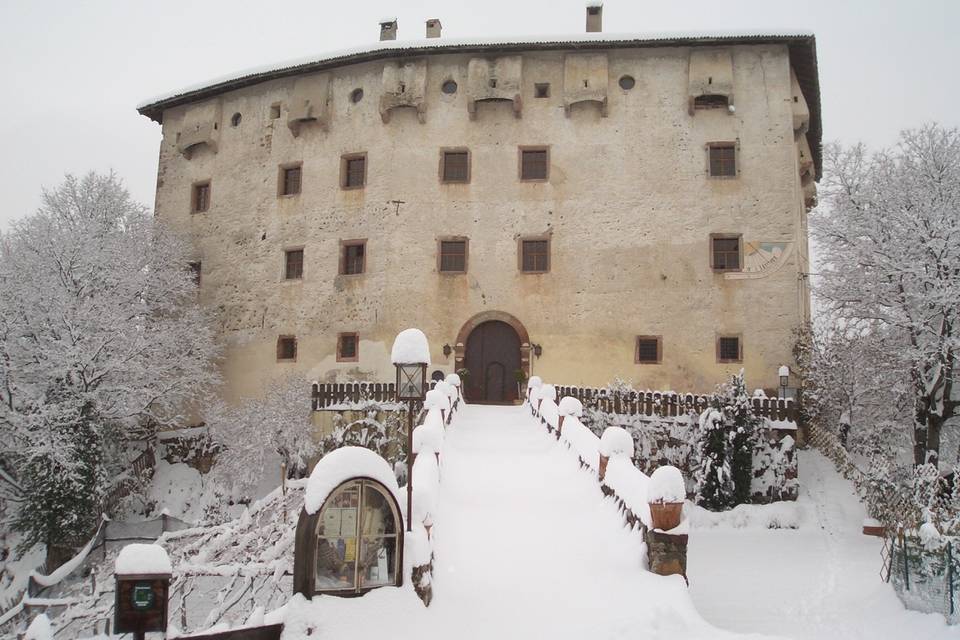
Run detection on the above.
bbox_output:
[649,501,684,531]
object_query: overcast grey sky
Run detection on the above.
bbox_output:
[0,0,956,228]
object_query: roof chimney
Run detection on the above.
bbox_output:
[380,18,398,41]
[426,18,442,38]
[586,1,603,33]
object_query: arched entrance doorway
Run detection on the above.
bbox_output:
[455,312,530,404]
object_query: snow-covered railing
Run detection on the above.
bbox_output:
[552,384,797,422]
[528,378,689,580]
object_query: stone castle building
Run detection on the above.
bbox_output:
[138,5,820,404]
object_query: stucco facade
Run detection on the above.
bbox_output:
[140,26,820,403]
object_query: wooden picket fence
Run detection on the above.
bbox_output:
[553,385,797,422]
[311,381,441,411]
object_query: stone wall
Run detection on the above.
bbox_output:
[151,43,813,404]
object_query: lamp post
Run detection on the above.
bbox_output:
[393,329,429,533]
[778,365,790,399]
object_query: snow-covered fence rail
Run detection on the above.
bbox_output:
[554,385,797,422]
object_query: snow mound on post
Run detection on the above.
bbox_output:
[649,465,685,503]
[115,544,172,575]
[413,413,443,455]
[558,396,583,417]
[540,384,557,402]
[527,375,542,390]
[444,373,461,388]
[24,614,52,640]
[304,447,399,515]
[423,388,447,411]
[391,328,430,364]
[435,380,455,405]
[599,426,635,458]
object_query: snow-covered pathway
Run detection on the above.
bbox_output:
[294,404,766,639]
[688,450,960,639]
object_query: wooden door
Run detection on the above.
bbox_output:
[464,320,521,403]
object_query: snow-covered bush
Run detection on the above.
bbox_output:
[0,173,220,558]
[206,374,318,495]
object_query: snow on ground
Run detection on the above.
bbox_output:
[688,449,960,639]
[284,404,769,639]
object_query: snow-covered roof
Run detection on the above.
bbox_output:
[115,543,172,576]
[304,446,399,515]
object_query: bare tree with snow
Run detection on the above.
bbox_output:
[0,172,220,557]
[814,124,960,466]
[205,373,318,495]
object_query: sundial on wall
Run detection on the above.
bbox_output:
[725,241,794,280]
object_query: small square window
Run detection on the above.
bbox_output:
[520,148,549,181]
[341,154,367,189]
[708,144,737,177]
[635,336,662,364]
[717,336,742,363]
[534,83,550,98]
[191,181,210,213]
[337,333,359,362]
[341,241,366,275]
[270,103,282,119]
[285,249,303,280]
[694,94,729,110]
[188,261,201,287]
[710,235,742,271]
[279,165,302,196]
[441,151,470,183]
[439,239,467,273]
[277,335,297,361]
[520,238,549,273]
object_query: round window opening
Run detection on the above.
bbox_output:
[230,112,242,127]
[441,80,458,95]
[350,88,364,104]
[619,75,636,91]
[314,479,402,594]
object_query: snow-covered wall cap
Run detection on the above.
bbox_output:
[558,396,584,417]
[391,328,430,365]
[540,384,557,401]
[115,543,172,576]
[444,373,461,388]
[599,427,634,458]
[527,375,543,389]
[649,466,685,503]
[304,446,400,515]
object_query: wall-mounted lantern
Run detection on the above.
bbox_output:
[778,365,790,399]
[532,343,543,358]
[442,343,452,358]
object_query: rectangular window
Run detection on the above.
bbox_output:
[341,154,367,189]
[710,234,742,271]
[520,238,550,273]
[635,336,662,364]
[708,144,737,177]
[717,335,742,363]
[279,164,302,196]
[441,150,470,183]
[439,239,467,273]
[188,261,201,287]
[341,240,366,275]
[285,249,304,280]
[270,103,282,119]
[337,332,359,362]
[534,83,550,98]
[192,181,210,213]
[277,335,297,361]
[520,147,549,181]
